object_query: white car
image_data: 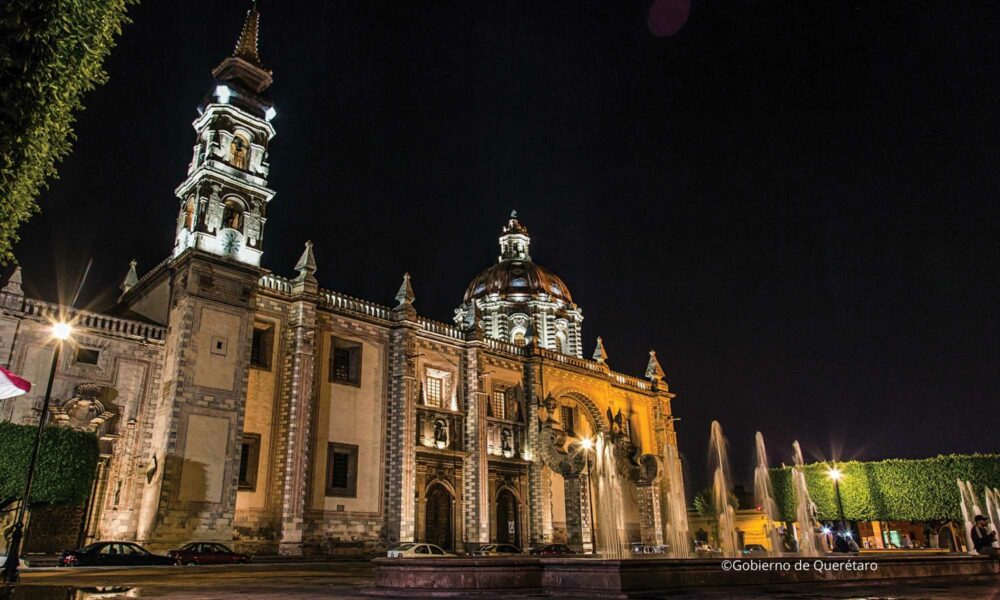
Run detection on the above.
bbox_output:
[386,543,455,558]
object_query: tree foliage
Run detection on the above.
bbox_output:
[0,422,99,509]
[0,0,135,264]
[770,454,1000,522]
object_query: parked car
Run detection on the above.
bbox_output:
[528,543,576,556]
[741,544,767,556]
[168,542,251,565]
[60,542,177,567]
[630,543,667,555]
[693,540,721,556]
[470,543,523,556]
[386,543,455,558]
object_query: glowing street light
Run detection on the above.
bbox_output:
[1,321,72,583]
[827,464,848,538]
[51,321,73,340]
[580,437,593,451]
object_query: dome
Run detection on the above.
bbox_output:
[463,259,574,304]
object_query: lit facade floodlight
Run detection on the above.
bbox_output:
[827,467,843,482]
[265,106,277,121]
[51,322,72,340]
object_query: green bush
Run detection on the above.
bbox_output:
[0,0,135,264]
[770,454,1000,522]
[0,422,99,508]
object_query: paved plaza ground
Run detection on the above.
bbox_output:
[1,562,998,599]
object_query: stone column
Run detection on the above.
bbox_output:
[461,342,489,552]
[563,474,593,553]
[385,301,419,545]
[523,354,552,546]
[636,481,664,545]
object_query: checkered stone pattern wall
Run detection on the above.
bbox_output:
[461,343,489,550]
[636,481,664,545]
[384,317,418,544]
[563,474,593,553]
[523,358,553,545]
[275,297,318,554]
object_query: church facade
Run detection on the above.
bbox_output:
[0,7,682,555]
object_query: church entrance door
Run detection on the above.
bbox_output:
[425,483,453,551]
[496,488,520,547]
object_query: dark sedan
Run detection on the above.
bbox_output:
[168,542,251,565]
[60,541,177,567]
[528,543,576,556]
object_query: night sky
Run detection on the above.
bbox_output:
[9,1,1000,494]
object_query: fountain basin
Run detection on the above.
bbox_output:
[374,555,999,597]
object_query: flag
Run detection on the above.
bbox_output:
[0,364,31,399]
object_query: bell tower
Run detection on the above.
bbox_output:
[135,4,275,551]
[173,3,276,267]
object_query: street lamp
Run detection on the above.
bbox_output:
[826,466,847,536]
[1,321,72,583]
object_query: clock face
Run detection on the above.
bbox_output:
[221,229,242,256]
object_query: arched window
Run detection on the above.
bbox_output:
[184,197,196,230]
[222,198,244,230]
[555,330,569,354]
[229,132,251,170]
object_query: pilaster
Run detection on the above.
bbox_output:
[385,303,419,544]
[523,353,552,545]
[275,288,318,554]
[461,340,489,551]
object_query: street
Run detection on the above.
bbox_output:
[1,561,998,599]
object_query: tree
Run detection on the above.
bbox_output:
[0,0,135,264]
[693,487,739,545]
[0,422,99,512]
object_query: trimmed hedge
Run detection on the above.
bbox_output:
[770,454,1000,522]
[0,422,99,507]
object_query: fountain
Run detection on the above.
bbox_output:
[985,488,1000,545]
[593,432,628,559]
[791,441,820,556]
[708,421,738,557]
[958,479,984,555]
[662,442,691,557]
[753,432,783,556]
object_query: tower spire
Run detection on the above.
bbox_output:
[233,2,263,68]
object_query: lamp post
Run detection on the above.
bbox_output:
[827,466,847,535]
[1,322,72,584]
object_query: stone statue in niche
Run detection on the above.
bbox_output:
[500,428,513,457]
[433,419,448,449]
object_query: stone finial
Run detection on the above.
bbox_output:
[395,272,415,308]
[295,240,317,278]
[119,260,139,295]
[592,336,608,364]
[3,266,24,296]
[645,350,666,381]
